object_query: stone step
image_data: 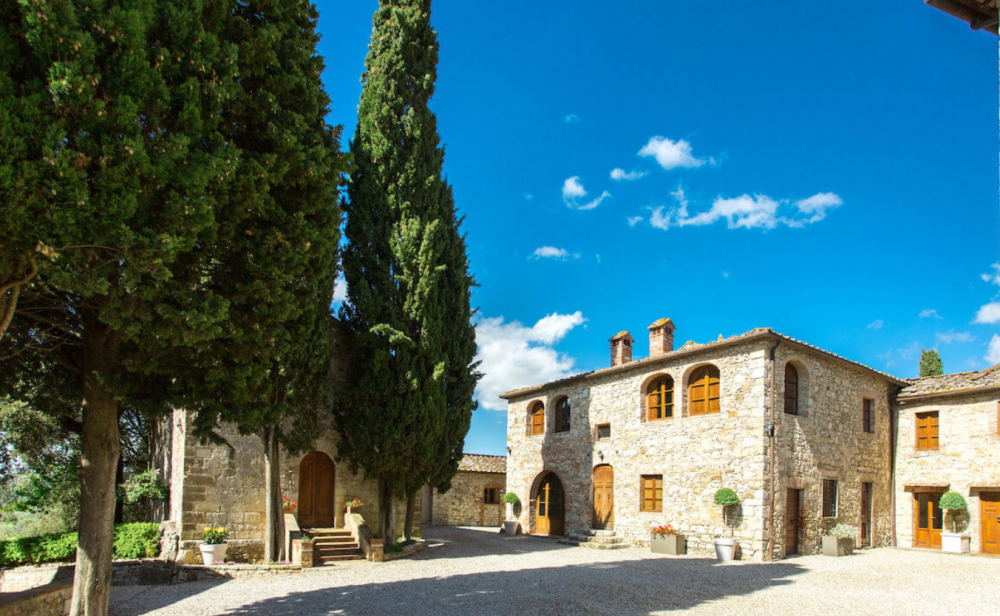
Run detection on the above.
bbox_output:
[319,554,365,563]
[312,536,355,545]
[566,533,624,545]
[557,538,629,550]
[315,544,360,554]
[579,529,616,537]
[304,528,353,537]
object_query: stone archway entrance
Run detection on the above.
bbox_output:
[531,471,565,536]
[299,451,335,527]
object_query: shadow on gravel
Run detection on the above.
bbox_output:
[415,526,576,560]
[208,557,803,616]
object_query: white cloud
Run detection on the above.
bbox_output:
[562,176,586,199]
[564,113,581,124]
[919,309,943,320]
[474,312,586,411]
[638,136,708,170]
[937,330,974,344]
[531,246,578,260]
[721,271,730,280]
[577,191,611,211]
[790,192,843,225]
[647,189,842,231]
[627,216,644,227]
[610,168,646,181]
[986,334,1000,364]
[981,263,1000,285]
[974,302,1000,324]
[333,275,348,304]
[867,319,883,330]
[649,206,671,230]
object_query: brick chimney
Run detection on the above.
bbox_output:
[648,318,676,358]
[610,331,634,367]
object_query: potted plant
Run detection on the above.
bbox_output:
[939,491,971,553]
[713,488,741,562]
[650,524,686,555]
[344,497,363,515]
[502,492,520,535]
[822,524,856,556]
[370,531,383,547]
[282,497,297,514]
[199,526,229,566]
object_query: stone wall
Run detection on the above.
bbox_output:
[505,333,900,561]
[0,560,173,594]
[895,390,1000,553]
[0,583,71,616]
[771,345,895,557]
[432,471,505,527]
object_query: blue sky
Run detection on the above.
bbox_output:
[318,1,999,457]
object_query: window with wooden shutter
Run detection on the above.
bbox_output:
[646,375,674,421]
[863,398,875,433]
[784,364,798,415]
[822,479,838,518]
[641,475,663,512]
[915,411,939,451]
[529,402,545,436]
[596,423,611,441]
[688,365,721,416]
[484,488,500,504]
[554,397,571,433]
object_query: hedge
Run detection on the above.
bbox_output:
[0,523,161,567]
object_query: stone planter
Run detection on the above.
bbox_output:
[651,533,686,555]
[822,536,854,557]
[941,532,971,554]
[293,539,314,568]
[370,537,384,547]
[713,538,736,562]
[199,542,228,566]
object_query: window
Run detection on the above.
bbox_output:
[596,423,611,440]
[484,488,500,504]
[822,479,838,518]
[915,411,939,451]
[784,364,798,415]
[641,475,663,512]
[555,397,571,433]
[688,365,721,416]
[646,375,674,421]
[863,398,875,433]
[529,402,545,436]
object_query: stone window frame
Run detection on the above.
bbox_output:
[862,398,876,434]
[595,423,611,441]
[822,477,839,518]
[682,362,722,418]
[642,372,676,423]
[553,395,571,434]
[527,399,546,437]
[483,486,502,505]
[780,357,810,418]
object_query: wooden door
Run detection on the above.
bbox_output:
[982,493,1000,556]
[784,488,801,556]
[913,492,943,549]
[298,451,335,527]
[534,474,564,536]
[860,482,873,547]
[593,465,614,530]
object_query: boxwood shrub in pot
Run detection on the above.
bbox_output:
[939,491,970,553]
[713,488,741,562]
[822,524,856,557]
[502,492,521,535]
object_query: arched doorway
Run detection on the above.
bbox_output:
[298,451,335,527]
[531,471,564,536]
[593,465,614,530]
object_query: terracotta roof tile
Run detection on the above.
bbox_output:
[899,365,1000,398]
[457,454,506,474]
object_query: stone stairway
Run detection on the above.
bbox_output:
[557,529,629,550]
[305,528,364,564]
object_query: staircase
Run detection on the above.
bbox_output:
[305,528,364,564]
[558,529,628,550]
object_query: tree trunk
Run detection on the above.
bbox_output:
[263,427,286,563]
[403,492,416,541]
[378,476,396,547]
[70,319,120,616]
[0,255,37,343]
[114,453,125,524]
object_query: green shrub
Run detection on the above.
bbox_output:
[939,491,967,512]
[37,532,78,562]
[502,492,520,505]
[113,523,161,559]
[827,524,857,539]
[713,488,740,507]
[122,471,168,504]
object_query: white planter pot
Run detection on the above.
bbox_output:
[713,538,736,562]
[941,532,970,554]
[199,542,228,566]
[503,520,520,536]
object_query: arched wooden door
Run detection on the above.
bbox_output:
[298,452,335,528]
[534,473,565,536]
[593,465,614,530]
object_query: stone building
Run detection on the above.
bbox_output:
[894,366,1000,555]
[428,454,506,527]
[502,318,909,561]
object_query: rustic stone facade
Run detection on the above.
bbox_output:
[432,464,506,527]
[894,367,1000,554]
[503,324,903,561]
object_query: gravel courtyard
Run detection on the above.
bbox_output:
[110,526,1000,616]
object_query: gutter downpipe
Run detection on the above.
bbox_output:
[767,338,781,561]
[889,386,900,547]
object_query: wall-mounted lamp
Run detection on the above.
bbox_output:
[597,450,604,461]
[764,419,775,438]
[506,446,512,455]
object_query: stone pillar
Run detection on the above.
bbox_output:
[292,539,313,568]
[648,318,675,358]
[609,331,634,366]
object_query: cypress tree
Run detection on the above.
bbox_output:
[919,349,944,377]
[338,0,477,546]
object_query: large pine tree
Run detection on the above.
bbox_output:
[337,0,477,546]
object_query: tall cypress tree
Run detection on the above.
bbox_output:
[337,0,476,546]
[919,349,944,377]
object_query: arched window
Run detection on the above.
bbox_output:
[646,375,674,421]
[529,402,545,436]
[784,364,799,415]
[688,365,721,416]
[554,397,571,433]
